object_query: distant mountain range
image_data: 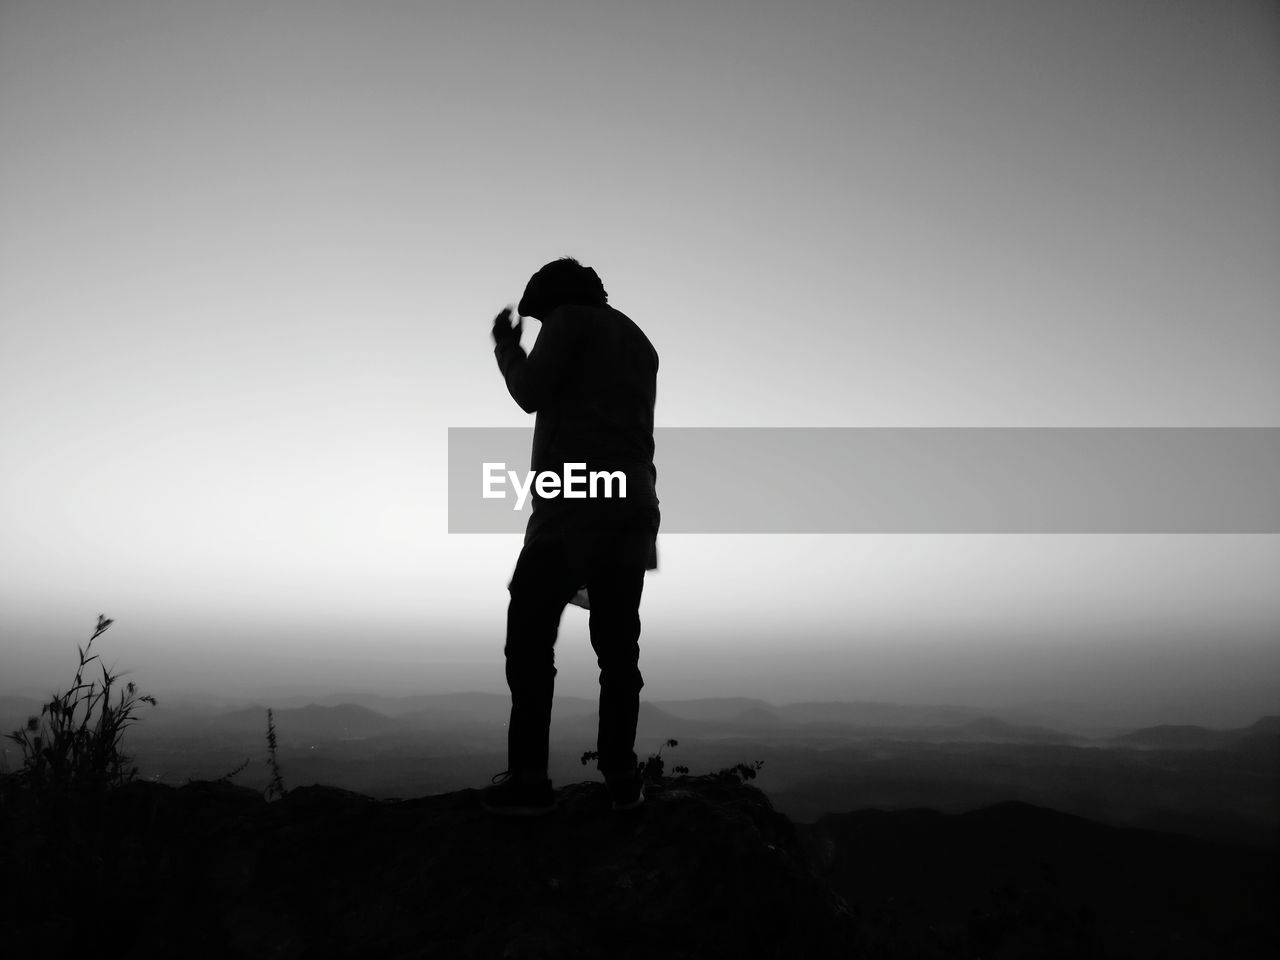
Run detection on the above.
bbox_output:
[2,692,1274,750]
[2,692,1275,848]
[1111,716,1280,756]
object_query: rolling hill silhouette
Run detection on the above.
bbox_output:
[1114,716,1280,752]
[3,696,1274,848]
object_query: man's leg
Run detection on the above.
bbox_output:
[504,538,578,781]
[585,527,651,782]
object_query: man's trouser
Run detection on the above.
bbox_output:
[503,501,659,781]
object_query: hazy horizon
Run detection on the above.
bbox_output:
[3,1,1278,732]
[5,598,1278,730]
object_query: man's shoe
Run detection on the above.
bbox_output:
[606,774,645,812]
[481,771,557,817]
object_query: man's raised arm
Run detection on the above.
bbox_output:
[492,306,575,413]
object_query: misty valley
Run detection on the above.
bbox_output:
[6,691,1271,849]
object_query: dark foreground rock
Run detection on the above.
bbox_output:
[799,801,1278,960]
[2,775,1275,959]
[1,774,859,959]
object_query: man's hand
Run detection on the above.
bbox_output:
[492,305,522,347]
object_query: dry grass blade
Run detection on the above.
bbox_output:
[3,615,157,798]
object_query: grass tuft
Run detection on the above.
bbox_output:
[3,614,156,801]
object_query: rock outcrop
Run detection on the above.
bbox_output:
[3,774,860,959]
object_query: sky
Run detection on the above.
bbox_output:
[2,0,1278,727]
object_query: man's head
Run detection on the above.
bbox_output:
[518,257,608,319]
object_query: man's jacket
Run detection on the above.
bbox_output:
[494,302,659,574]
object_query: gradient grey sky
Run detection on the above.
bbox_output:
[2,0,1278,725]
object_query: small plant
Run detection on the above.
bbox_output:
[640,737,679,781]
[716,760,765,784]
[582,737,682,782]
[4,615,156,796]
[264,708,286,800]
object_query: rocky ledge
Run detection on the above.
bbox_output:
[2,774,859,959]
[2,773,1275,959]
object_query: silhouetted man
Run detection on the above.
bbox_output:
[481,257,659,816]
